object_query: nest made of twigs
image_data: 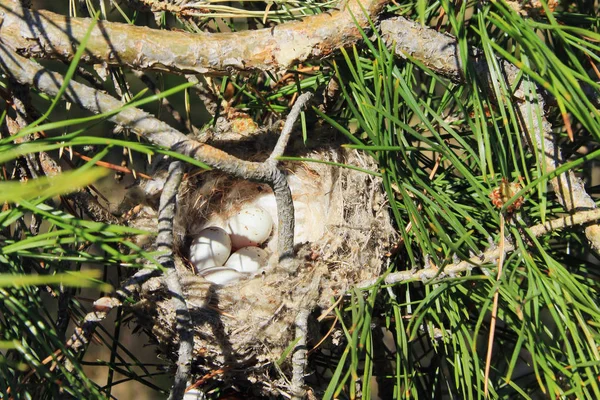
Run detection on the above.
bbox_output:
[127,141,396,395]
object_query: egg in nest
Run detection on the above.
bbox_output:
[128,147,397,396]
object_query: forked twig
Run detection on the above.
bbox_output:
[0,49,309,264]
[2,49,314,398]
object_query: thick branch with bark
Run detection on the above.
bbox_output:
[0,0,388,75]
[1,3,597,397]
[2,1,594,252]
[1,2,595,251]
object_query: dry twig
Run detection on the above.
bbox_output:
[157,161,194,400]
[358,208,600,288]
[290,309,310,400]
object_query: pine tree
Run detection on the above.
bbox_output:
[1,0,599,398]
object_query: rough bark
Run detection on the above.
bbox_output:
[0,0,389,75]
[2,1,595,251]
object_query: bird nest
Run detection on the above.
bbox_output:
[127,142,396,395]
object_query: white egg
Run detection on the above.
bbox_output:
[225,247,270,274]
[189,227,231,272]
[183,388,206,400]
[201,267,243,285]
[182,387,203,400]
[225,206,273,248]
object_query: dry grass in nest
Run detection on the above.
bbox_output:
[127,145,397,394]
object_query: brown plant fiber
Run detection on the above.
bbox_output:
[129,147,396,393]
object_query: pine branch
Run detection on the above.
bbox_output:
[381,16,600,252]
[358,208,600,288]
[516,90,600,251]
[0,0,389,75]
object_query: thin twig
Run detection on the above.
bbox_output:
[269,92,313,161]
[186,75,219,118]
[157,161,194,400]
[64,296,123,357]
[68,148,152,180]
[268,92,313,268]
[358,208,600,288]
[529,209,600,237]
[290,308,310,400]
[63,268,161,361]
[156,161,183,267]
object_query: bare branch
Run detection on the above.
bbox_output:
[290,309,310,400]
[156,161,194,400]
[185,75,218,117]
[64,266,162,361]
[65,296,122,357]
[270,92,313,161]
[0,0,389,75]
[381,16,600,252]
[157,161,184,266]
[380,16,540,101]
[516,89,600,251]
[529,209,600,238]
[380,17,468,83]
[359,208,600,288]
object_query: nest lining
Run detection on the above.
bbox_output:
[128,146,396,393]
